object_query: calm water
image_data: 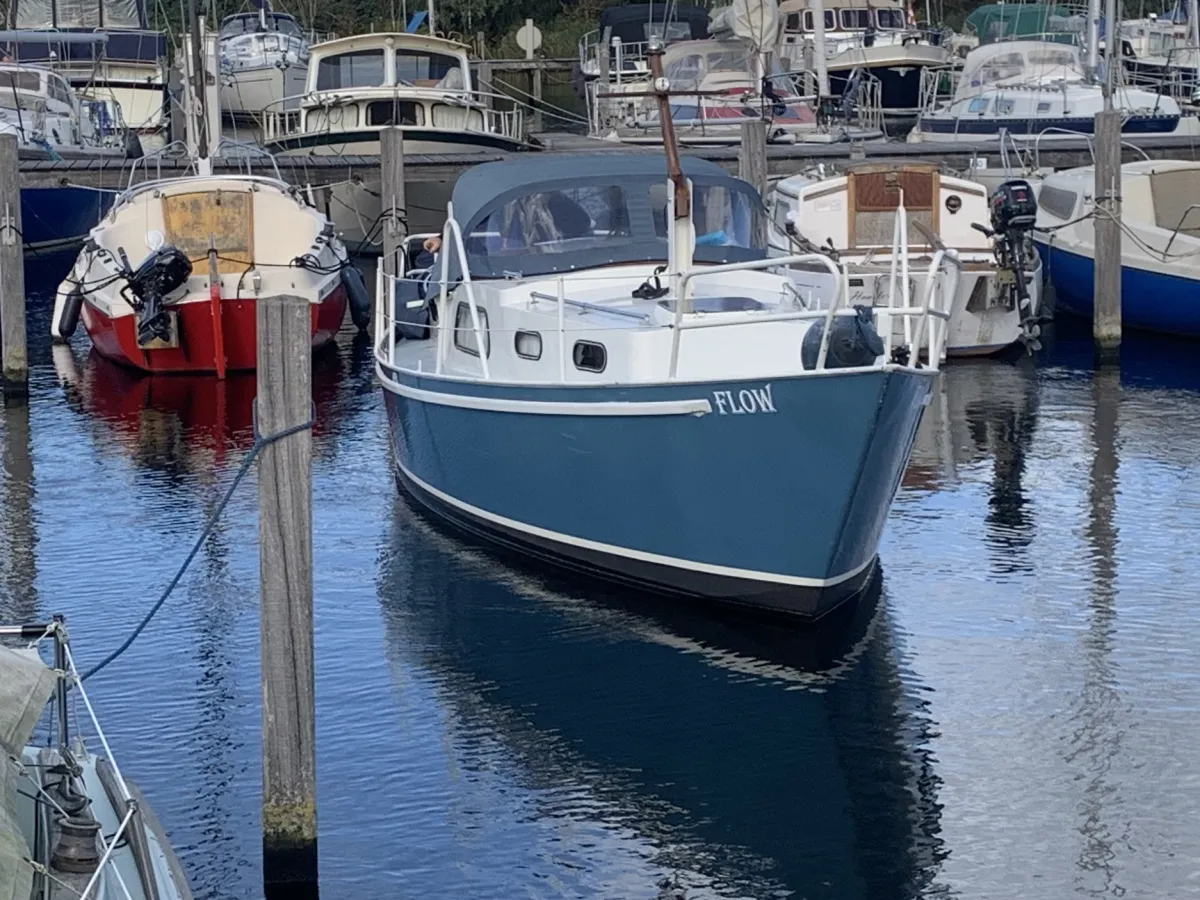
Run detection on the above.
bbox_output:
[3,293,1200,899]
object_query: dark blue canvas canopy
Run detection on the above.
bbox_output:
[447,153,765,282]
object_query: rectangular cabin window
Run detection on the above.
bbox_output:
[786,12,801,30]
[514,330,542,360]
[646,21,692,41]
[48,75,73,105]
[431,103,484,130]
[994,98,1015,115]
[395,49,462,87]
[803,10,837,30]
[877,8,906,29]
[304,105,358,131]
[368,100,422,127]
[967,96,990,115]
[316,49,385,91]
[841,9,872,29]
[453,302,490,357]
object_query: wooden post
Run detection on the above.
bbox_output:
[478,60,494,110]
[257,294,317,900]
[0,133,26,395]
[739,120,769,247]
[1093,108,1122,357]
[531,65,544,134]
[380,127,406,279]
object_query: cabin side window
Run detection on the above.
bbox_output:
[573,341,607,373]
[316,49,385,91]
[514,331,542,360]
[994,98,1015,115]
[967,96,990,115]
[472,186,632,258]
[368,100,422,126]
[786,12,801,30]
[1037,185,1077,221]
[771,196,793,236]
[877,8,906,29]
[803,10,837,30]
[651,183,758,249]
[454,302,491,357]
[840,9,872,29]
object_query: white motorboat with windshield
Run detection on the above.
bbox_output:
[218,7,310,119]
[910,38,1200,142]
[261,32,533,249]
[769,162,1043,357]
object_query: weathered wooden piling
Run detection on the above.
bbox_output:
[381,127,407,279]
[1093,108,1122,358]
[257,294,317,900]
[738,120,769,247]
[0,132,27,395]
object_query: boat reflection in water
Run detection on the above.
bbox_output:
[49,343,352,474]
[375,494,946,898]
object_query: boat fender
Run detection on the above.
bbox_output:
[342,264,371,331]
[51,285,83,343]
[801,304,885,370]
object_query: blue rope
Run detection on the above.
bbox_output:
[80,400,315,682]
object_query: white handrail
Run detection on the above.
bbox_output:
[670,253,845,378]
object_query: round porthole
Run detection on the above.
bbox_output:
[945,195,963,214]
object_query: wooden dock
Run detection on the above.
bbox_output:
[19,131,1200,193]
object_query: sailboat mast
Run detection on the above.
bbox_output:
[1087,0,1101,81]
[647,41,690,222]
[187,0,208,158]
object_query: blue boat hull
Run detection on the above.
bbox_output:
[21,186,112,253]
[1036,241,1200,338]
[381,364,933,618]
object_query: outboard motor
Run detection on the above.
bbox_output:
[117,246,192,345]
[973,179,1042,345]
[801,305,885,370]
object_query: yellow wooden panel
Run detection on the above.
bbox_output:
[161,190,254,275]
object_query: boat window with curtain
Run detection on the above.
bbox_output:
[395,49,460,86]
[317,49,385,91]
[101,0,143,27]
[802,10,837,30]
[840,9,871,29]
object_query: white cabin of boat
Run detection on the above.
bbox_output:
[263,32,527,151]
[779,0,916,49]
[770,162,992,253]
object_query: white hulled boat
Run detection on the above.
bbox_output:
[261,32,534,249]
[909,38,1200,142]
[218,7,311,119]
[769,162,1044,357]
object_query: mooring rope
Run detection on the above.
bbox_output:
[80,401,316,682]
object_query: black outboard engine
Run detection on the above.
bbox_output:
[118,246,192,345]
[974,179,1042,346]
[801,305,885,370]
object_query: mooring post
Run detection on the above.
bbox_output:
[739,120,769,247]
[532,65,545,134]
[380,127,406,280]
[0,132,27,396]
[1093,108,1122,358]
[257,294,317,900]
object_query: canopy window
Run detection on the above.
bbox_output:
[13,0,145,29]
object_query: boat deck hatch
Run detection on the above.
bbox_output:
[848,167,939,248]
[161,190,254,274]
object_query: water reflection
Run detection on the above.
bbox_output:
[0,395,38,623]
[1070,365,1123,897]
[376,495,946,899]
[907,361,1041,578]
[49,345,357,478]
